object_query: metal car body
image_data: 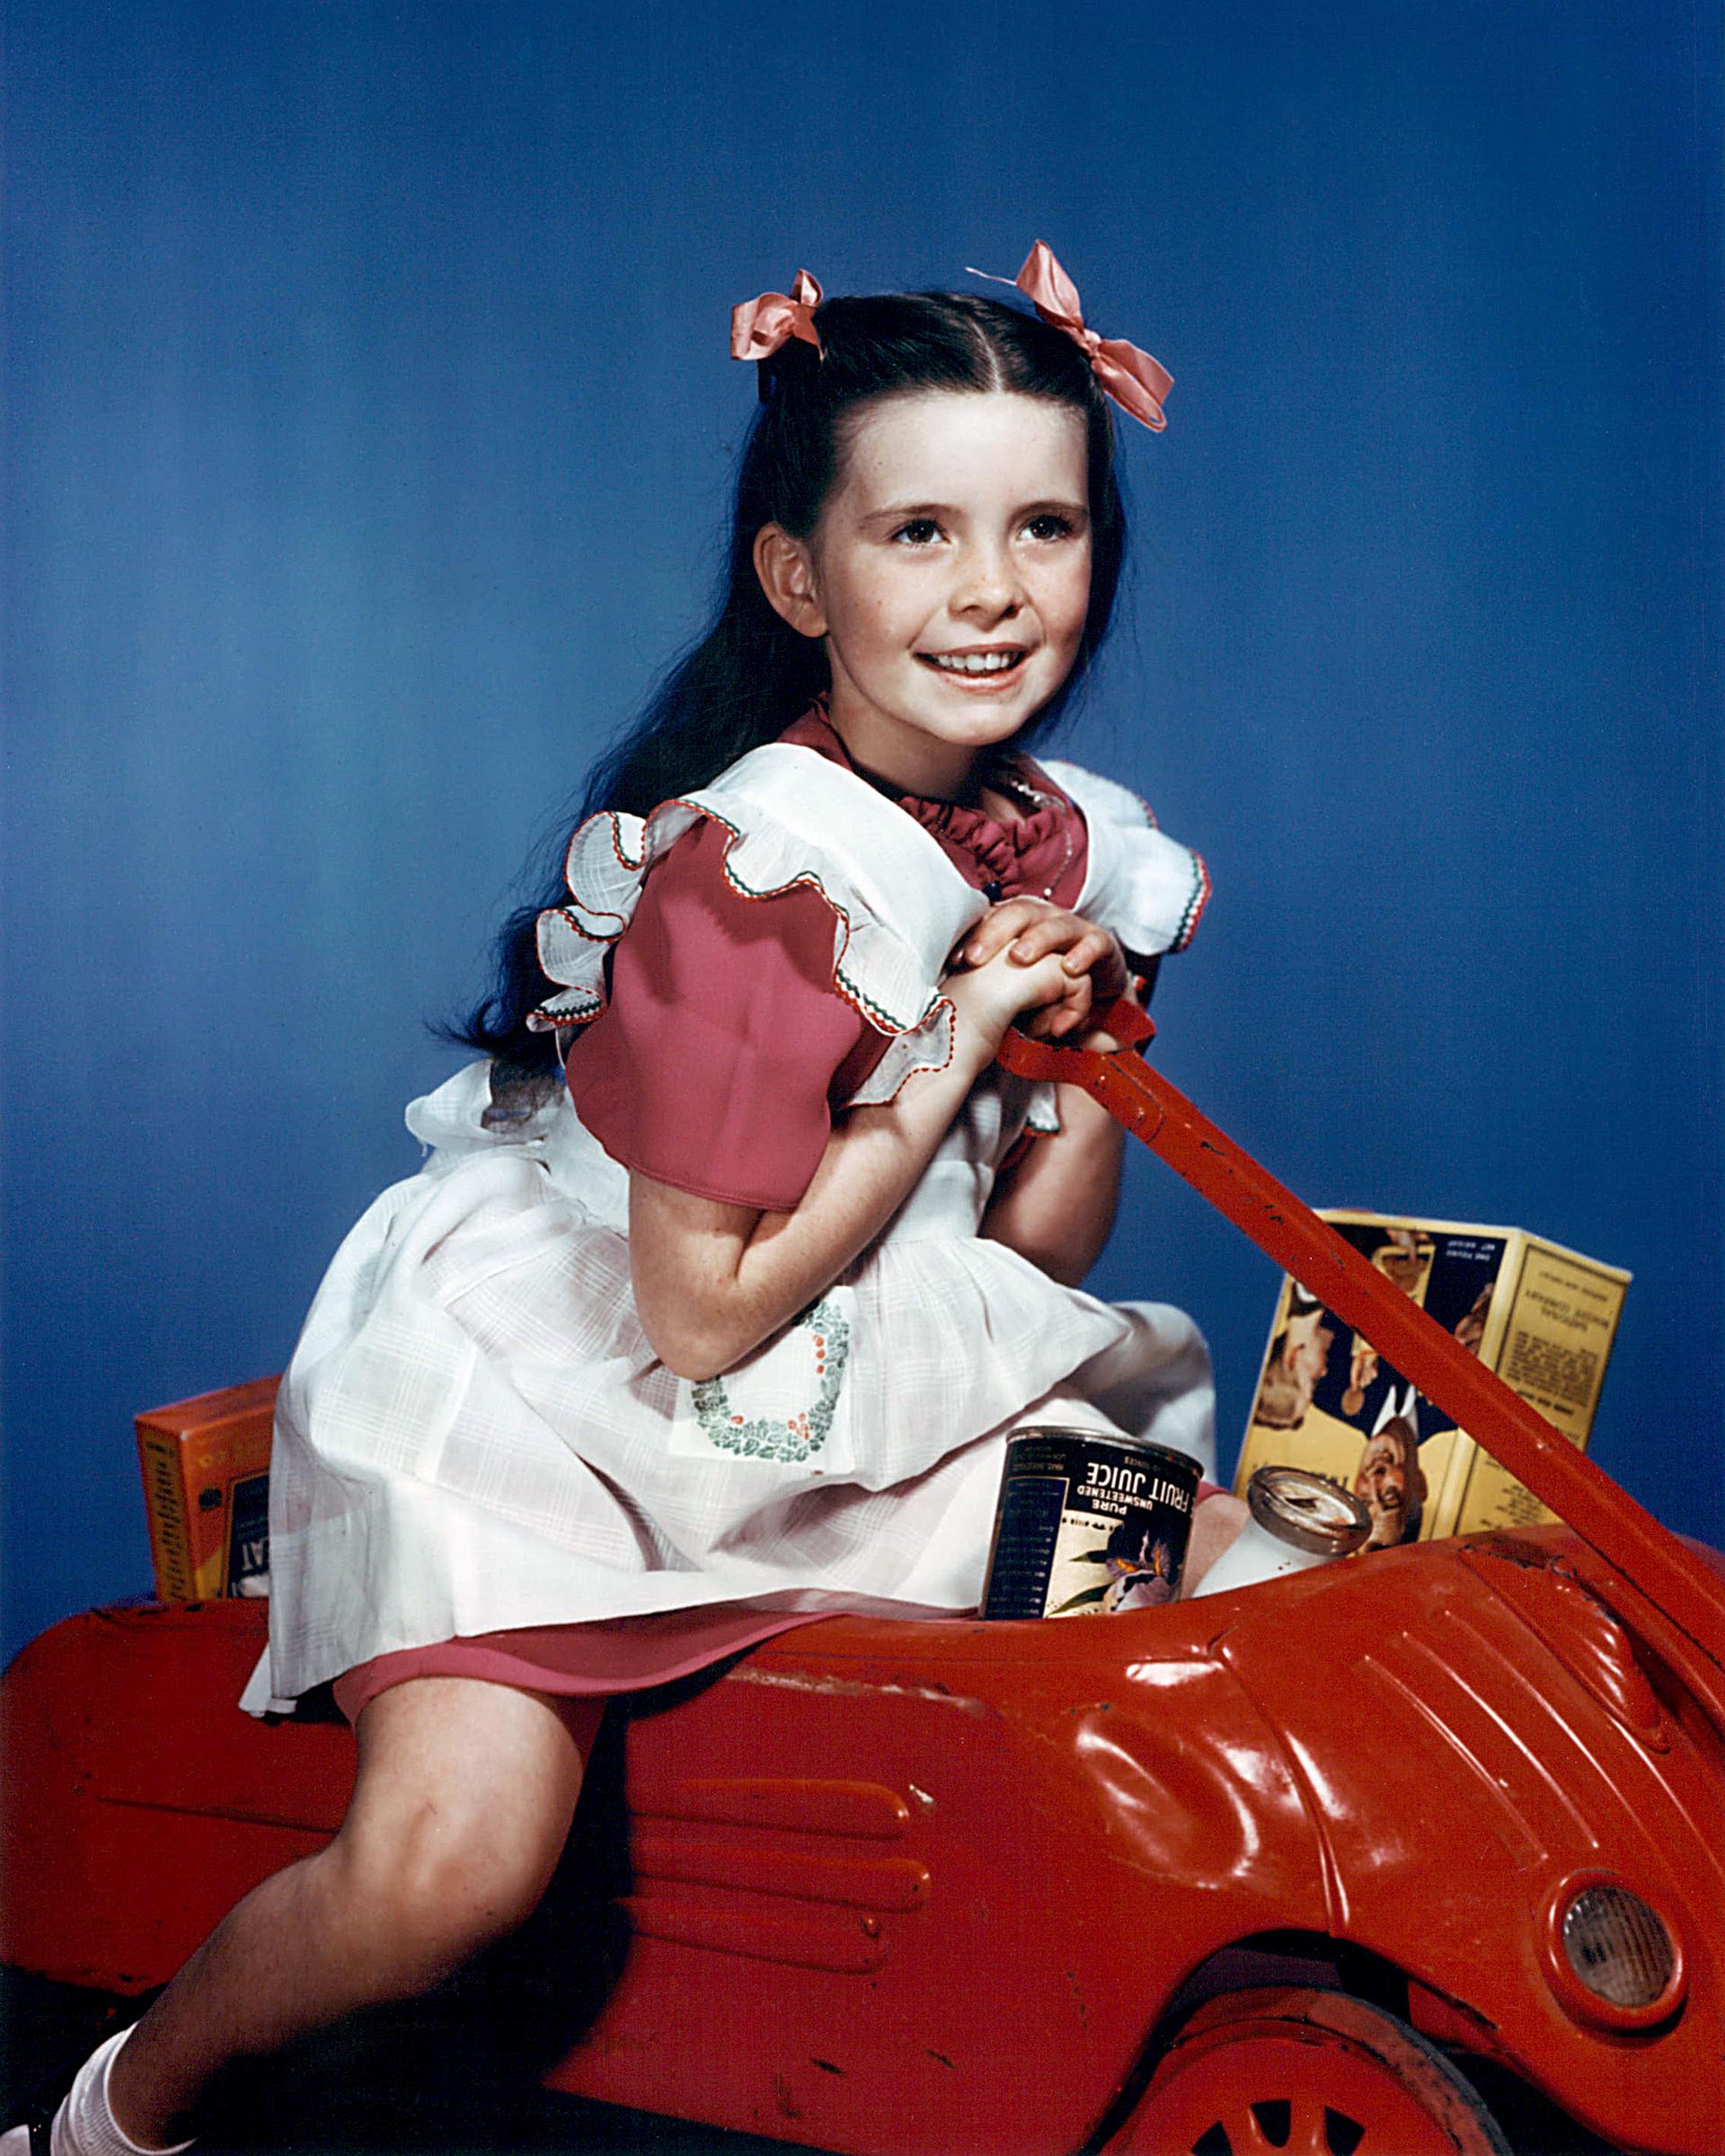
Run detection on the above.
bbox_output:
[4,1016,1722,2152]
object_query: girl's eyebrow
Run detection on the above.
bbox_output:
[862,500,953,521]
[861,497,1089,524]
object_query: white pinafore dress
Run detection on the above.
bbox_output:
[243,743,1215,1714]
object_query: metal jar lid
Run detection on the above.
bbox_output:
[1245,1466,1372,1556]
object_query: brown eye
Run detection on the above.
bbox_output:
[892,518,942,546]
[1024,513,1076,542]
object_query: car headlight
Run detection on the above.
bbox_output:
[1545,1874,1685,2029]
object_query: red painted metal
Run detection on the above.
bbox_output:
[999,1006,1725,1710]
[6,1527,1724,2154]
[1122,1988,1511,2154]
[0,1602,352,1992]
[5,1012,1725,2153]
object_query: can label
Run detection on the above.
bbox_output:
[981,1429,1201,1620]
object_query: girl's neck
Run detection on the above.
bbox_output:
[818,695,1020,812]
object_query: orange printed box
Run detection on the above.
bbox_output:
[136,1377,278,1603]
[1234,1214,1629,1550]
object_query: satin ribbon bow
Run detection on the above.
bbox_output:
[969,241,1172,431]
[730,269,825,362]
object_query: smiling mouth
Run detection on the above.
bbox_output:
[918,649,1029,677]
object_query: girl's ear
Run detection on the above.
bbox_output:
[753,524,827,640]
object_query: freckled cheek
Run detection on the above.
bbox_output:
[1039,561,1093,650]
[827,590,897,645]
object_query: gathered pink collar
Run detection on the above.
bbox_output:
[783,701,1061,814]
[780,703,1081,901]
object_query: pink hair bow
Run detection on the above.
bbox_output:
[970,241,1172,430]
[730,269,825,362]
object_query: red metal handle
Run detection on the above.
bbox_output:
[1000,1007,1725,1683]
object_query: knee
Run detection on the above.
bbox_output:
[323,1805,561,1986]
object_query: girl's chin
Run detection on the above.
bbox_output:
[916,666,1057,722]
[827,666,1068,779]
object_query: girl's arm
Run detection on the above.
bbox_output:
[630,943,1075,1381]
[961,892,1131,1284]
[980,1083,1124,1286]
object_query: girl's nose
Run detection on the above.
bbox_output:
[953,544,1025,619]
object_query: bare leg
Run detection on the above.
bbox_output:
[104,1678,593,2148]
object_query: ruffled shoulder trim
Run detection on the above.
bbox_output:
[534,745,993,1107]
[1037,759,1211,955]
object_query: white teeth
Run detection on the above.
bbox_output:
[928,651,1022,675]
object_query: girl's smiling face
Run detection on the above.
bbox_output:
[753,390,1092,799]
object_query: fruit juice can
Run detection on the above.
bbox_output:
[980,1427,1202,1619]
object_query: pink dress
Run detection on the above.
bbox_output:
[333,714,1098,1722]
[251,708,1215,1723]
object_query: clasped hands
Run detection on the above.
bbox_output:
[943,896,1131,1054]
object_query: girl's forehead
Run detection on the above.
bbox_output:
[832,390,1087,505]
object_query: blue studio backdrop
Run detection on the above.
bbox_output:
[4,0,1721,1663]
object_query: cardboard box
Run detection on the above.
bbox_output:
[136,1377,278,1603]
[1233,1214,1629,1549]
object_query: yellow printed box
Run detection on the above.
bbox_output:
[136,1377,278,1604]
[1233,1215,1629,1550]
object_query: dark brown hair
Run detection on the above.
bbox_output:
[456,287,1128,1073]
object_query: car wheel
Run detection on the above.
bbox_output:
[1121,1984,1511,2155]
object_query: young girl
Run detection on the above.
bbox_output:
[12,244,1243,2156]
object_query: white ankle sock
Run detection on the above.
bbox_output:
[49,2028,193,2156]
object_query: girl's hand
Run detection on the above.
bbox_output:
[942,939,1082,1064]
[959,897,1129,1042]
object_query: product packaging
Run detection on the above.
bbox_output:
[1190,1465,1370,1596]
[136,1376,277,1603]
[981,1428,1201,1617]
[1233,1213,1629,1550]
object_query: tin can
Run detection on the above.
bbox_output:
[980,1427,1203,1620]
[1189,1464,1371,1598]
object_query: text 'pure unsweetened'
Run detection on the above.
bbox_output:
[980,1427,1201,1620]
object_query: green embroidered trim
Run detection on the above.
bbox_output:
[713,841,922,1033]
[1173,851,1213,952]
[690,1299,851,1464]
[548,783,960,1038]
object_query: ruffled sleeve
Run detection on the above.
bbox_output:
[564,820,870,1212]
[1036,760,1211,959]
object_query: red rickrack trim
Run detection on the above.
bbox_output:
[553,793,951,1043]
[532,894,628,1031]
[526,988,604,1032]
[562,808,649,887]
[854,994,959,1100]
[539,906,615,946]
[536,807,683,1015]
[1172,851,1212,952]
[693,803,911,1032]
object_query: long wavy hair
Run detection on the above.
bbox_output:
[453,286,1130,1076]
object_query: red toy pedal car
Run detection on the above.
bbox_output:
[4,1021,1722,2156]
